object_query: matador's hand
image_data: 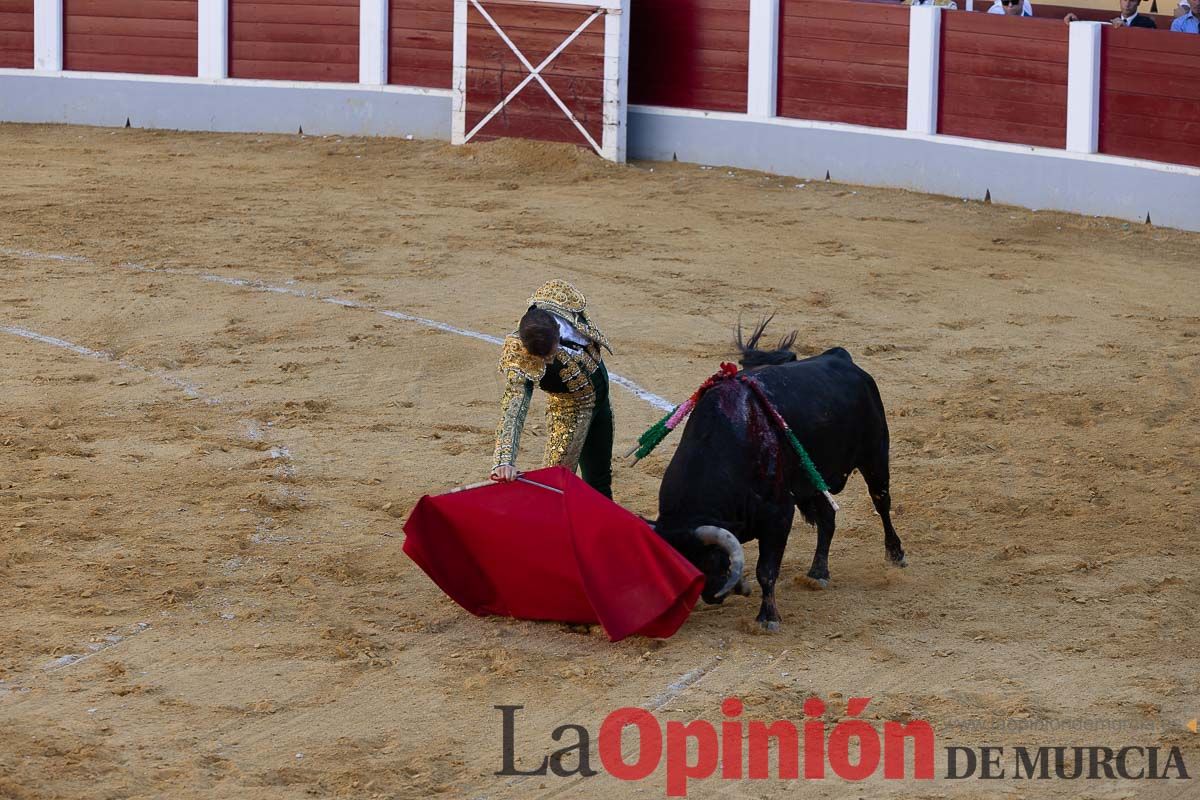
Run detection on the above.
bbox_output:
[491,465,519,482]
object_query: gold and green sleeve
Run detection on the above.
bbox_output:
[493,372,534,469]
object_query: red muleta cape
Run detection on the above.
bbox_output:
[402,466,704,642]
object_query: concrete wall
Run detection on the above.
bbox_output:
[0,70,451,138]
[628,106,1200,232]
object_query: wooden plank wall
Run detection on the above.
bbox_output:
[63,0,197,76]
[938,13,1068,148]
[777,0,908,129]
[0,0,33,68]
[390,0,452,88]
[629,0,749,113]
[465,1,604,145]
[229,0,358,82]
[1099,26,1200,168]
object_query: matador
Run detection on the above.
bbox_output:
[490,280,614,498]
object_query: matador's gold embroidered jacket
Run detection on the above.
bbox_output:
[492,280,611,471]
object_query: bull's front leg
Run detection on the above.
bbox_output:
[755,527,790,632]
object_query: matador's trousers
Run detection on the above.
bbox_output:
[545,363,613,499]
[578,364,613,499]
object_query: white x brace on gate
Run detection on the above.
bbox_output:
[451,0,630,162]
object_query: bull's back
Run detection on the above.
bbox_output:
[657,349,888,529]
[759,348,877,410]
[755,349,888,490]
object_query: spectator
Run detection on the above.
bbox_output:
[1171,0,1198,31]
[988,0,1034,15]
[1065,0,1157,26]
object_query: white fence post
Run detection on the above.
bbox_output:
[360,0,389,85]
[603,0,631,161]
[906,4,942,135]
[747,0,780,118]
[34,0,63,72]
[198,0,229,79]
[451,0,467,145]
[1066,21,1102,154]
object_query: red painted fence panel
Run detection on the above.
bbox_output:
[63,0,197,76]
[938,12,1068,148]
[629,0,749,113]
[1099,26,1200,168]
[389,0,452,88]
[230,0,358,82]
[465,1,605,146]
[0,0,33,69]
[777,0,908,129]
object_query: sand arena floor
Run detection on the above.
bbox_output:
[0,124,1197,799]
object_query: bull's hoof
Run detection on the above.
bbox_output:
[886,552,908,568]
[734,578,753,597]
[801,574,830,590]
[759,619,781,633]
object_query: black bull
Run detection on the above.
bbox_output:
[652,347,906,631]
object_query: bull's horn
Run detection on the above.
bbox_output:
[693,526,745,599]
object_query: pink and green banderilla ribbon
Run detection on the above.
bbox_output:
[627,362,739,463]
[628,362,839,512]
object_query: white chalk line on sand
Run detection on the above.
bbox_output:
[645,656,721,712]
[43,622,152,673]
[1,319,301,482]
[129,262,676,412]
[0,324,214,403]
[1,248,89,263]
[2,247,674,412]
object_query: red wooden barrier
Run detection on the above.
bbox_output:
[464,1,605,145]
[390,0,453,88]
[229,0,358,83]
[0,0,33,69]
[938,12,1068,148]
[629,0,749,113]
[777,0,908,129]
[1099,26,1200,167]
[63,0,197,76]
